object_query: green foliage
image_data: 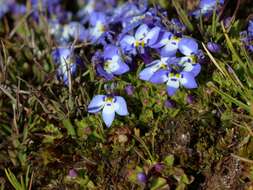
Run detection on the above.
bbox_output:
[5,166,33,190]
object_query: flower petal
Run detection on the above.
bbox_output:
[180,72,198,89]
[150,31,173,48]
[96,64,114,80]
[103,45,119,60]
[178,37,198,56]
[135,24,149,40]
[112,59,130,75]
[89,12,106,26]
[102,104,115,127]
[179,56,200,76]
[114,96,129,116]
[149,69,169,83]
[146,60,160,67]
[145,26,161,46]
[139,66,157,81]
[166,86,178,96]
[189,64,201,76]
[88,95,105,113]
[160,42,178,57]
[120,35,135,52]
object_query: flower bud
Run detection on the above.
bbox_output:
[207,42,221,53]
[137,172,147,183]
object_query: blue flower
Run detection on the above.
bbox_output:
[10,3,26,16]
[0,0,13,19]
[125,85,135,96]
[139,57,179,81]
[207,42,221,53]
[77,0,96,18]
[61,22,88,44]
[150,69,198,96]
[31,0,61,10]
[78,0,116,23]
[120,24,160,55]
[177,37,201,76]
[170,18,186,33]
[88,12,109,43]
[111,0,147,23]
[88,95,128,127]
[118,7,163,34]
[248,20,253,37]
[52,48,78,85]
[48,19,63,42]
[30,0,70,22]
[192,0,224,18]
[137,172,147,183]
[151,31,181,57]
[96,45,130,80]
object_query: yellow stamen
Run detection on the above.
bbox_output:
[135,40,145,47]
[105,96,114,103]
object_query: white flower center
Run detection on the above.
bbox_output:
[91,21,105,38]
[104,56,120,73]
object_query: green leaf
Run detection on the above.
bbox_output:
[63,119,76,138]
[164,155,174,168]
[150,177,168,190]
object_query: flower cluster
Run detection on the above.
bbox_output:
[84,1,204,126]
[0,0,25,19]
[191,0,224,18]
[1,0,207,127]
[241,20,253,52]
[46,0,204,127]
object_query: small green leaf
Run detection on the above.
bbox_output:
[63,119,76,137]
[164,155,174,168]
[150,177,168,190]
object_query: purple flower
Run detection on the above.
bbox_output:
[96,45,129,80]
[223,17,232,28]
[151,31,181,57]
[111,0,147,24]
[48,19,63,42]
[137,172,147,183]
[10,3,26,16]
[30,0,71,23]
[154,163,164,173]
[52,47,78,85]
[78,0,117,23]
[119,8,164,34]
[186,94,196,104]
[240,21,253,52]
[125,85,135,96]
[207,42,221,53]
[177,37,201,76]
[88,12,109,44]
[68,169,78,178]
[0,0,15,19]
[61,22,88,44]
[120,24,160,55]
[88,95,129,127]
[139,57,179,81]
[164,99,176,108]
[31,0,61,10]
[150,69,198,96]
[170,18,186,33]
[192,0,224,18]
[248,20,253,37]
